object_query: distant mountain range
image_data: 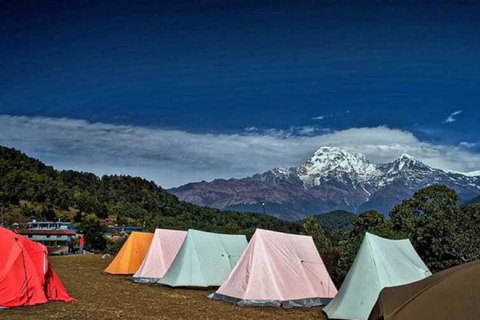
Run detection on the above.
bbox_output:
[170,147,480,220]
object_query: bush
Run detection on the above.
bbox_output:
[105,236,127,255]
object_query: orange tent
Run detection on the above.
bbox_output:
[104,232,153,275]
[369,260,480,320]
[0,227,75,308]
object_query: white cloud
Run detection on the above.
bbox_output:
[443,110,463,124]
[296,126,317,135]
[312,109,350,121]
[459,141,477,148]
[1,114,480,188]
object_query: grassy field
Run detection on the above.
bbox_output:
[2,255,326,320]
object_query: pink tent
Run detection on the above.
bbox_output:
[132,229,187,283]
[210,229,337,308]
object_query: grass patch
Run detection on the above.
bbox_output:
[2,255,325,319]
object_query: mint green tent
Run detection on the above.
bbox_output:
[159,229,248,287]
[323,233,431,320]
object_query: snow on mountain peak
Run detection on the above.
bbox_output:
[398,153,416,160]
[271,167,290,176]
[298,147,378,185]
[383,153,432,175]
[394,153,426,166]
[268,146,477,190]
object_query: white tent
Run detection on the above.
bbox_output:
[159,229,248,287]
[323,233,431,320]
[210,229,337,307]
[132,229,187,283]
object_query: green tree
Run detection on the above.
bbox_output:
[0,203,6,225]
[390,185,472,271]
[79,216,107,251]
[302,216,331,252]
[390,185,459,237]
[350,210,396,239]
[456,204,480,262]
[302,216,343,286]
[40,204,57,221]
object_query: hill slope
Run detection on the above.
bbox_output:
[0,146,301,236]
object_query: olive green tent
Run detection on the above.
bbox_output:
[369,260,480,320]
[159,229,248,287]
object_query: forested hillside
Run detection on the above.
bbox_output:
[0,146,301,237]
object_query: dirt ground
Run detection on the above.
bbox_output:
[2,255,327,319]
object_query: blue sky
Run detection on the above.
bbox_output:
[1,1,480,187]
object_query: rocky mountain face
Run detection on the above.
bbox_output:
[169,147,480,221]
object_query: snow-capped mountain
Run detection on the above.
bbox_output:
[169,147,480,221]
[295,147,379,187]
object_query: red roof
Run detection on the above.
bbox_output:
[16,229,76,236]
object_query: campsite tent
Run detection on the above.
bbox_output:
[323,233,431,320]
[0,227,75,308]
[159,229,248,287]
[104,231,154,275]
[132,229,187,283]
[369,260,480,320]
[209,229,337,307]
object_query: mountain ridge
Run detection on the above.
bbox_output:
[170,146,480,220]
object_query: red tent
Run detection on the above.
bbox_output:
[0,227,75,308]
